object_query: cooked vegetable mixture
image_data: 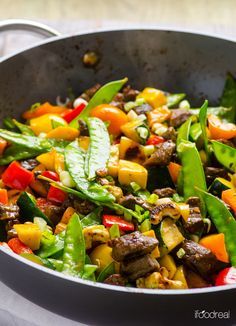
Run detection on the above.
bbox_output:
[0,74,236,289]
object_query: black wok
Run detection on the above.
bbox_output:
[0,20,235,326]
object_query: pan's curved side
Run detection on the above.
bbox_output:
[0,249,235,325]
[0,30,236,122]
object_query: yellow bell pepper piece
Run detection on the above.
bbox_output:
[147,106,171,126]
[120,119,144,143]
[46,126,79,141]
[37,149,56,171]
[90,244,113,273]
[108,144,120,178]
[30,114,67,136]
[143,230,160,259]
[159,254,177,279]
[118,159,147,189]
[54,152,65,174]
[173,265,188,289]
[137,87,167,109]
[78,136,90,151]
[14,223,42,251]
[119,136,144,164]
[177,203,190,222]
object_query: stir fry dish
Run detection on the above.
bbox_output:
[0,74,236,290]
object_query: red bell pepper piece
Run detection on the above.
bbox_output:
[2,161,34,190]
[47,185,67,204]
[8,238,33,254]
[63,103,86,123]
[146,135,165,145]
[0,189,8,205]
[215,267,236,286]
[103,215,134,231]
[42,171,60,182]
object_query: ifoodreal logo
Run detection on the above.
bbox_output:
[194,310,230,319]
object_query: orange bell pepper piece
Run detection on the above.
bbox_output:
[208,114,236,140]
[222,188,236,214]
[147,106,171,126]
[0,189,8,205]
[168,162,181,184]
[199,233,229,263]
[22,102,67,120]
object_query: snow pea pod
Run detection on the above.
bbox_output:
[69,78,128,127]
[189,107,235,123]
[0,129,68,164]
[12,119,35,136]
[86,117,110,180]
[62,213,85,276]
[167,93,186,108]
[220,73,236,122]
[97,261,115,282]
[81,207,102,228]
[37,231,65,259]
[177,140,207,214]
[176,116,192,146]
[199,100,210,161]
[197,188,236,266]
[189,123,202,142]
[212,141,236,172]
[65,140,114,202]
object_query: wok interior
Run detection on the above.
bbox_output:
[0,29,236,122]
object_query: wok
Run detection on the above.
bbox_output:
[0,19,235,326]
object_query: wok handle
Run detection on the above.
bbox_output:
[0,19,60,37]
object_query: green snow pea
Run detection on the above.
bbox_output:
[0,129,68,164]
[220,73,236,122]
[199,100,210,161]
[177,140,207,214]
[176,116,192,146]
[69,78,128,127]
[167,93,186,108]
[81,207,102,228]
[82,264,98,281]
[37,231,65,259]
[65,140,115,202]
[189,107,235,123]
[212,141,236,172]
[197,188,236,266]
[62,213,85,276]
[86,117,110,180]
[12,119,35,136]
[97,261,115,283]
[189,123,202,142]
[47,258,63,272]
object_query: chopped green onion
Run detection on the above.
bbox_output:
[172,193,184,203]
[179,100,190,109]
[137,126,149,140]
[109,224,120,239]
[34,217,47,232]
[147,193,159,204]
[130,182,141,192]
[140,219,151,233]
[176,248,186,259]
[203,218,211,233]
[124,101,136,112]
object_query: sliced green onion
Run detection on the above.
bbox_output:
[109,224,120,239]
[140,219,151,233]
[176,248,186,259]
[147,193,159,204]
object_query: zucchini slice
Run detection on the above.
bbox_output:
[160,217,184,252]
[208,177,233,197]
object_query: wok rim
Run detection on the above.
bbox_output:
[0,26,236,296]
[1,25,236,63]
